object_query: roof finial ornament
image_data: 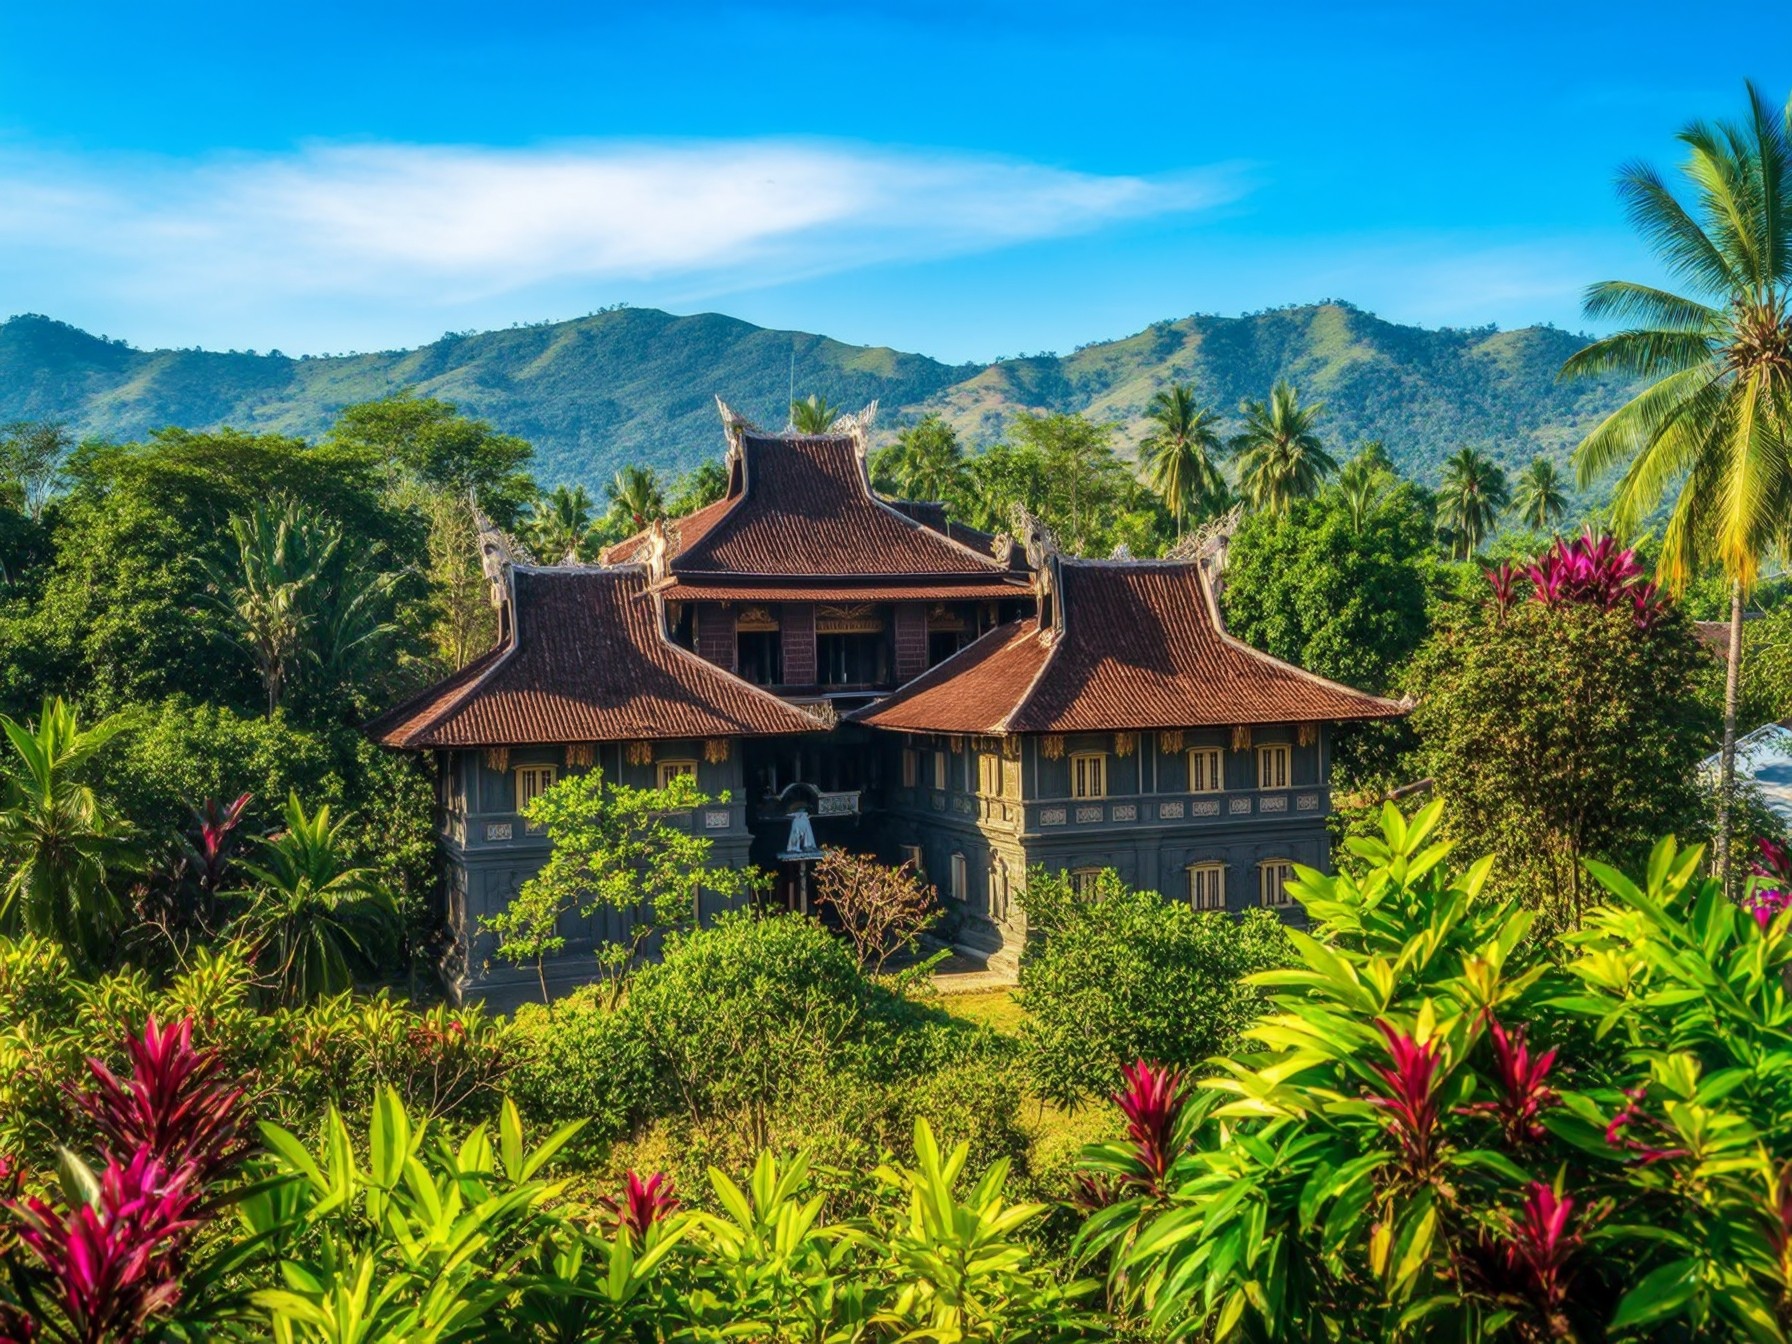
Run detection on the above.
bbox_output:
[1165,503,1243,574]
[1008,503,1059,573]
[645,517,671,582]
[835,400,879,459]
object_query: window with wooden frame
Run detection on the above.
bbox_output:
[1187,746,1224,794]
[1188,862,1227,910]
[1071,752,1106,799]
[1256,743,1291,791]
[901,843,926,877]
[1070,867,1104,898]
[1259,860,1296,908]
[932,750,948,791]
[514,764,557,831]
[901,748,919,790]
[656,760,698,789]
[949,852,967,902]
[978,752,1003,796]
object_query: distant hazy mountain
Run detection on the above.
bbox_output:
[0,302,1632,488]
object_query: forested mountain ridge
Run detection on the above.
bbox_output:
[0,302,1632,487]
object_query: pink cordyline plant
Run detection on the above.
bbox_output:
[598,1171,679,1243]
[1487,531,1668,629]
[1745,837,1792,930]
[1765,1162,1792,1283]
[190,793,252,896]
[6,1149,201,1344]
[1456,1018,1558,1146]
[1113,1061,1187,1195]
[1367,1021,1445,1180]
[1502,1182,1580,1328]
[1605,1085,1690,1164]
[73,1016,246,1189]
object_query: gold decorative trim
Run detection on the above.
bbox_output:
[1298,721,1319,748]
[564,743,594,769]
[703,737,731,764]
[482,747,510,774]
[1114,731,1137,759]
[1231,725,1253,752]
[1158,729,1184,754]
[624,741,652,766]
[1041,734,1065,761]
[1001,735,1021,760]
[736,605,779,632]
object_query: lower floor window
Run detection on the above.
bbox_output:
[1259,860,1296,908]
[901,843,925,877]
[1070,867,1103,898]
[949,852,968,902]
[1189,862,1227,911]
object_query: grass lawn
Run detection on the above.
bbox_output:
[938,986,1026,1035]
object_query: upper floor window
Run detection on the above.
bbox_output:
[932,751,949,791]
[978,752,1003,797]
[818,632,888,688]
[515,764,557,831]
[1071,752,1107,799]
[1188,747,1224,794]
[1257,743,1291,791]
[1188,862,1227,911]
[949,852,968,902]
[737,629,782,686]
[656,760,697,790]
[1259,860,1296,908]
[901,748,919,789]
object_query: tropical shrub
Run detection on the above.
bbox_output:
[1409,533,1711,924]
[1078,800,1792,1342]
[812,847,939,973]
[1018,867,1290,1108]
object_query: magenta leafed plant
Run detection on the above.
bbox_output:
[73,1016,247,1189]
[1486,531,1668,629]
[191,792,252,895]
[1745,837,1792,929]
[7,1149,201,1344]
[1456,1018,1558,1146]
[599,1171,679,1243]
[1501,1182,1580,1320]
[1604,1085,1690,1165]
[1367,1021,1445,1180]
[1113,1061,1186,1194]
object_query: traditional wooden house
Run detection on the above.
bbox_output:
[370,402,1403,1001]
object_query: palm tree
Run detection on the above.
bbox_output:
[203,499,338,715]
[1336,442,1396,532]
[1513,458,1569,531]
[1229,381,1337,514]
[237,792,398,1005]
[606,467,665,532]
[790,394,841,434]
[0,697,137,968]
[526,484,597,561]
[1139,384,1225,536]
[881,415,966,503]
[1438,448,1510,560]
[1561,83,1792,886]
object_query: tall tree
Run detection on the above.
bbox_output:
[1512,457,1569,531]
[605,466,665,534]
[1138,385,1224,536]
[1437,447,1511,559]
[1560,83,1792,885]
[1336,442,1397,533]
[789,394,841,434]
[0,697,138,968]
[1229,381,1336,514]
[877,415,966,504]
[526,484,597,561]
[0,421,71,520]
[327,392,535,523]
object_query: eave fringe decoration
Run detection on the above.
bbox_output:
[625,741,652,766]
[948,735,965,754]
[1298,722,1319,748]
[704,738,731,764]
[1001,735,1021,761]
[1159,729,1185,754]
[564,743,595,769]
[1231,725,1253,752]
[1041,734,1065,761]
[1114,732,1137,758]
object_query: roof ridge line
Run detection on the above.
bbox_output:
[998,591,1065,733]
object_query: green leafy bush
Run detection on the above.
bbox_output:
[1078,800,1792,1342]
[1018,867,1291,1108]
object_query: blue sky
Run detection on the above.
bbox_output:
[1,1,1788,362]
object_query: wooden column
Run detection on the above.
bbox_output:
[893,602,927,683]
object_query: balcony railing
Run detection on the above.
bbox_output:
[448,800,749,850]
[1022,788,1326,834]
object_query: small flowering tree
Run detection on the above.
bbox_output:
[1077,800,1792,1342]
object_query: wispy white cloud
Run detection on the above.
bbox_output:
[0,138,1243,349]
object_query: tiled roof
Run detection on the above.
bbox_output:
[607,433,1011,582]
[856,559,1405,734]
[653,580,1027,602]
[367,566,819,748]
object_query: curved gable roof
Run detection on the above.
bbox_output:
[367,566,818,748]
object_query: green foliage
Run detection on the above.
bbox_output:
[1222,483,1435,697]
[505,987,656,1144]
[790,392,843,434]
[521,482,597,561]
[0,696,139,969]
[1512,457,1569,531]
[958,412,1163,556]
[325,390,536,525]
[871,413,967,504]
[238,793,400,1005]
[1017,868,1291,1109]
[1408,589,1712,925]
[604,464,664,534]
[1437,446,1511,560]
[1139,384,1227,533]
[1079,800,1792,1343]
[483,769,757,1000]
